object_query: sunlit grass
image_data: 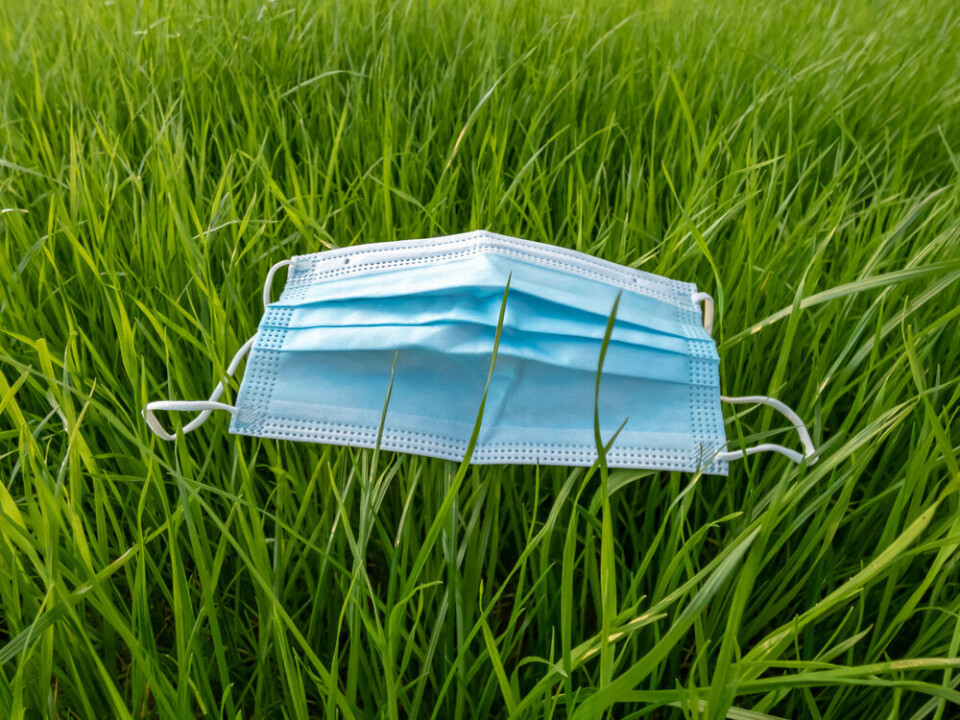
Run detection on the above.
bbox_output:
[0,0,958,717]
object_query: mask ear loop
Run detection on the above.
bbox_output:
[142,258,294,441]
[142,338,254,441]
[716,395,817,464]
[691,291,816,465]
[692,291,714,335]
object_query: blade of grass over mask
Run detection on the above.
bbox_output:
[595,291,623,690]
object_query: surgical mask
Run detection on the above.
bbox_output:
[144,231,817,475]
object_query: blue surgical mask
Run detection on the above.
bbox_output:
[144,231,816,474]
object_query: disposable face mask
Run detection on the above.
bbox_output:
[144,231,817,475]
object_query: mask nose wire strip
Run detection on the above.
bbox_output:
[143,259,293,441]
[715,394,817,465]
[691,292,714,335]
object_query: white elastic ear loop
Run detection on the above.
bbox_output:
[716,395,817,465]
[143,258,294,441]
[263,258,294,306]
[143,337,255,441]
[691,292,714,335]
[688,295,814,465]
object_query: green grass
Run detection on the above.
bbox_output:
[1,0,959,716]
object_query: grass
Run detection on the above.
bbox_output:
[0,0,959,716]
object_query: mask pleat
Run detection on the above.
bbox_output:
[261,288,714,353]
[276,253,707,341]
[265,324,718,384]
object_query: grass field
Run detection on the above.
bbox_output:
[1,0,959,717]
